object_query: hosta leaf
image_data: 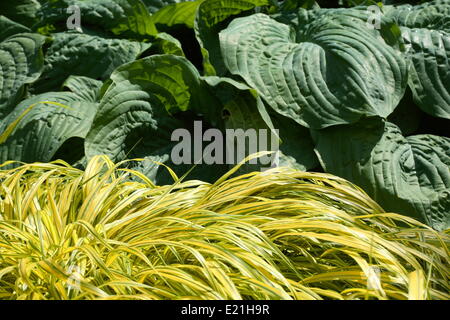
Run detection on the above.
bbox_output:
[62,76,103,102]
[400,28,450,119]
[153,0,206,28]
[203,77,317,172]
[203,76,278,172]
[387,88,421,136]
[0,16,30,42]
[203,76,272,130]
[85,55,225,183]
[146,32,185,56]
[0,93,97,166]
[385,1,450,119]
[33,32,151,93]
[37,0,157,38]
[384,0,450,32]
[219,13,408,129]
[270,113,319,171]
[407,134,450,230]
[141,0,185,13]
[195,0,269,75]
[206,75,318,172]
[0,0,41,28]
[313,118,450,230]
[0,33,46,118]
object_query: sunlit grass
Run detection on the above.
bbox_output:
[0,155,448,300]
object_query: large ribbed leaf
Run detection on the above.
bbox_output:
[141,0,185,13]
[219,13,408,129]
[203,76,272,132]
[33,32,150,93]
[0,33,46,118]
[313,118,450,231]
[0,0,41,27]
[62,76,103,102]
[384,0,450,32]
[400,28,450,119]
[203,76,279,173]
[0,92,97,165]
[152,0,205,28]
[85,54,204,163]
[37,0,157,37]
[85,55,225,183]
[0,16,30,42]
[270,112,319,171]
[406,134,450,230]
[385,1,450,119]
[195,0,269,75]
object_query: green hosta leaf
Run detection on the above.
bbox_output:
[384,0,450,32]
[280,0,318,12]
[62,76,103,102]
[37,0,157,38]
[0,16,30,42]
[400,28,450,119]
[33,32,151,93]
[0,33,46,118]
[406,134,450,230]
[195,0,269,76]
[147,32,185,56]
[203,76,316,172]
[387,88,421,136]
[313,118,450,230]
[203,76,279,173]
[384,1,450,119]
[270,113,319,171]
[203,77,272,129]
[141,0,184,13]
[0,93,97,166]
[85,55,225,183]
[0,0,41,28]
[276,7,406,51]
[220,13,408,129]
[153,0,206,28]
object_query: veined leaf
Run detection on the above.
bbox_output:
[203,76,278,173]
[270,112,319,171]
[0,0,41,28]
[384,1,450,119]
[0,33,46,118]
[141,0,186,13]
[195,0,269,76]
[37,0,157,38]
[0,16,30,42]
[219,13,408,129]
[62,76,103,102]
[384,0,450,32]
[0,93,97,166]
[145,32,186,57]
[33,32,151,93]
[85,55,225,183]
[401,28,449,119]
[312,118,450,231]
[153,0,206,28]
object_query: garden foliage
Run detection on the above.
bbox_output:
[0,0,449,230]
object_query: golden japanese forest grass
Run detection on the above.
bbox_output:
[0,155,448,300]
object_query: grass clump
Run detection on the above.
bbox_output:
[0,155,448,300]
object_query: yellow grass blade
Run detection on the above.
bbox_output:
[0,155,448,300]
